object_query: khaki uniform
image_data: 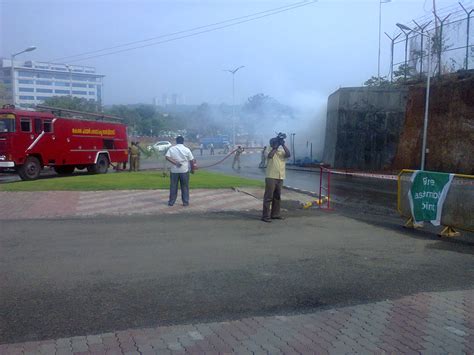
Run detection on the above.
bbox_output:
[232,147,244,169]
[130,145,139,172]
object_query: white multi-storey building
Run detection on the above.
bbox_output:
[0,59,104,108]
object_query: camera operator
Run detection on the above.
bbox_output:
[261,133,291,223]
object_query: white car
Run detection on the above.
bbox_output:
[148,141,172,152]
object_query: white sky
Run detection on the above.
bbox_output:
[1,0,472,105]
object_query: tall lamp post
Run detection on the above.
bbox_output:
[397,23,432,171]
[10,46,37,106]
[378,0,391,81]
[225,65,245,146]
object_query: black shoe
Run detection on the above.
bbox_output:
[271,216,285,220]
[183,203,189,206]
[168,202,174,206]
[261,217,272,223]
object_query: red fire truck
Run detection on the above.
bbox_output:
[0,105,129,180]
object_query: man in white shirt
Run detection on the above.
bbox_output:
[165,136,196,206]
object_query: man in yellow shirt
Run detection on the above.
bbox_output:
[262,136,291,222]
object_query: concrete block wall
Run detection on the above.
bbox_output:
[323,87,409,171]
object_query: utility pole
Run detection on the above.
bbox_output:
[224,66,245,146]
[378,0,391,81]
[10,46,37,105]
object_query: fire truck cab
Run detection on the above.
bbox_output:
[0,105,129,180]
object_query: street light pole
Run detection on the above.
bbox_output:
[378,0,391,81]
[421,37,432,171]
[225,66,245,146]
[232,73,235,146]
[397,23,431,170]
[10,46,37,106]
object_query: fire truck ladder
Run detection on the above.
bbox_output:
[36,105,123,122]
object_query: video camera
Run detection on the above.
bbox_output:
[270,132,287,147]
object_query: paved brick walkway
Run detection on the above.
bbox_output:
[0,189,263,220]
[1,289,472,354]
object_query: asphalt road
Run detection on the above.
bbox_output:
[1,210,474,344]
[197,152,398,216]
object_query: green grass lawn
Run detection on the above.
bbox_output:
[0,170,263,192]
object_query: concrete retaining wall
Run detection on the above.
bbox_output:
[323,87,408,170]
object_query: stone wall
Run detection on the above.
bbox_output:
[323,87,408,171]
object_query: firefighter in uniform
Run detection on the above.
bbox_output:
[232,145,245,170]
[129,141,140,172]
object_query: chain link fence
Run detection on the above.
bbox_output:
[388,1,474,82]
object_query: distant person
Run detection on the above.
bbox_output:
[209,143,215,155]
[129,141,140,172]
[232,145,244,170]
[165,136,196,206]
[261,136,290,223]
[259,146,267,168]
[199,143,204,156]
[223,143,230,154]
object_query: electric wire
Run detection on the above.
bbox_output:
[51,0,316,63]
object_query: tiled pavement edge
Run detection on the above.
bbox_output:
[0,189,264,220]
[1,289,473,354]
[0,188,316,220]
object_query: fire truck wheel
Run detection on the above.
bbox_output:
[91,154,109,174]
[18,156,41,181]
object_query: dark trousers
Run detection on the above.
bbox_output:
[262,178,283,219]
[169,172,190,205]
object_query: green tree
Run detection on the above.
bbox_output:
[107,104,166,136]
[363,76,394,88]
[42,96,100,112]
[0,83,10,106]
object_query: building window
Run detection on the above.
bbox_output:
[19,95,35,100]
[44,120,53,133]
[20,118,31,132]
[71,75,88,81]
[72,69,84,72]
[36,88,53,93]
[88,84,95,88]
[54,82,70,87]
[19,79,34,84]
[72,90,87,95]
[51,67,66,71]
[85,70,95,73]
[37,73,53,79]
[34,118,42,134]
[36,96,51,101]
[54,90,69,94]
[36,80,52,86]
[72,83,87,88]
[19,87,34,92]
[35,65,49,69]
[18,71,35,78]
[54,74,68,80]
[88,92,95,96]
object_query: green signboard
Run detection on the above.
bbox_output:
[408,171,454,226]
